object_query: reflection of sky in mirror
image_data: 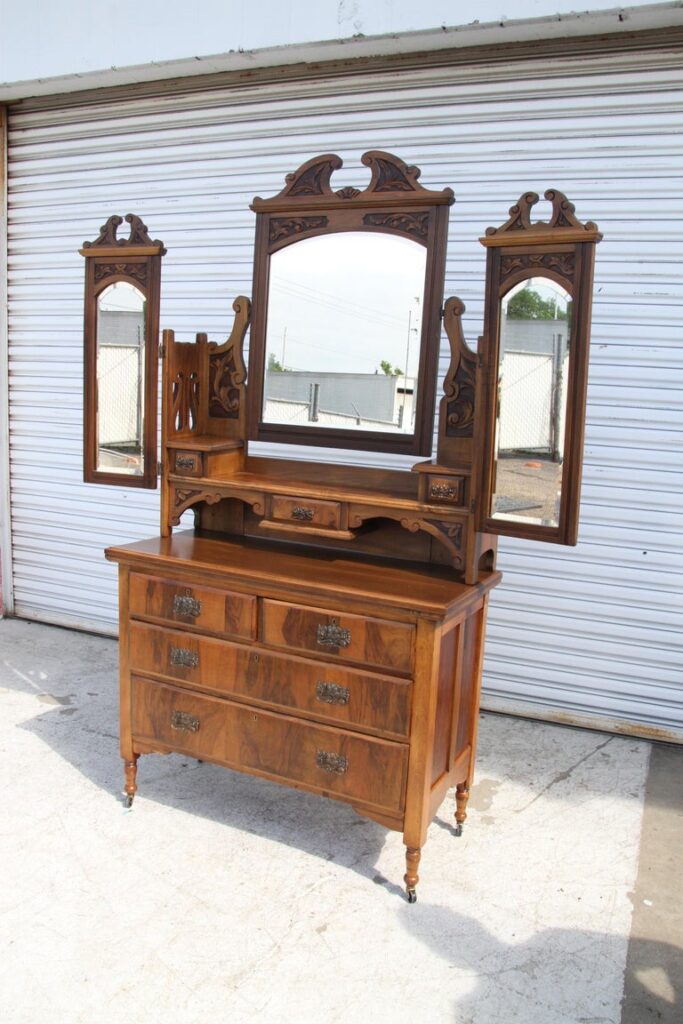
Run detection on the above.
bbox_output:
[266,233,426,378]
[98,281,145,312]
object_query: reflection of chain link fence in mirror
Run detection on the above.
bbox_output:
[96,307,145,474]
[494,316,569,523]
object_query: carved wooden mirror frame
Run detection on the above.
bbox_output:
[245,151,454,456]
[476,191,602,545]
[81,214,165,488]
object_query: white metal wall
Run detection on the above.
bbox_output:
[6,45,683,738]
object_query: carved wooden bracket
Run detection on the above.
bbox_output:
[208,296,251,420]
[171,488,222,525]
[441,297,477,439]
[252,151,454,211]
[482,189,601,245]
[347,507,466,571]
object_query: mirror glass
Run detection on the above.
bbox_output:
[95,282,146,475]
[492,276,572,528]
[262,232,426,434]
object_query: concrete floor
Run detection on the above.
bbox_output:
[1,617,681,1024]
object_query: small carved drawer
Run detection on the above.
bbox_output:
[172,451,203,477]
[261,599,415,675]
[131,678,409,815]
[129,621,412,738]
[129,573,256,640]
[270,495,341,530]
[427,475,464,506]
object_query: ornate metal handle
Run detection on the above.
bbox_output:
[430,483,458,500]
[171,709,200,733]
[173,593,201,618]
[170,646,199,668]
[316,681,350,706]
[316,620,351,648]
[316,750,348,775]
[176,455,197,471]
[291,506,314,521]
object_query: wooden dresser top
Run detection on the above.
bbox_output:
[106,531,500,619]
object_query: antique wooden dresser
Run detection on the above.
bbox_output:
[102,152,600,900]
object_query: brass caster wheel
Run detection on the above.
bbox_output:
[406,889,417,904]
[454,823,463,837]
[124,794,134,808]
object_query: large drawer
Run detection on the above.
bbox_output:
[131,678,408,815]
[129,621,412,739]
[129,573,256,640]
[262,599,415,675]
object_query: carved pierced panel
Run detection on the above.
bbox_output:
[269,216,328,243]
[363,212,429,241]
[500,252,575,285]
[172,371,200,432]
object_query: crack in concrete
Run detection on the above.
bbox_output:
[516,736,615,814]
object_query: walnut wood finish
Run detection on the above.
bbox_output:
[81,215,165,489]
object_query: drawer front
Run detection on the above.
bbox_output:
[131,678,408,814]
[129,621,411,738]
[270,495,341,530]
[173,451,203,477]
[262,599,414,674]
[129,573,256,640]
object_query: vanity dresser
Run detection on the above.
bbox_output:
[103,153,600,901]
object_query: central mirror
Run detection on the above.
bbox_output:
[246,151,454,456]
[263,232,426,434]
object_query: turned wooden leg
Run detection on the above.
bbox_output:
[455,782,470,836]
[404,846,421,903]
[123,755,139,807]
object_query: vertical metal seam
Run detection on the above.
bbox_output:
[0,104,13,615]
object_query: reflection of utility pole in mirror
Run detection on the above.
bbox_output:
[398,296,421,430]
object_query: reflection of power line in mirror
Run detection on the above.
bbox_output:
[272,275,407,329]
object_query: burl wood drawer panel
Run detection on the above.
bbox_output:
[129,573,256,640]
[129,622,412,738]
[131,678,408,814]
[262,599,415,675]
[270,495,342,530]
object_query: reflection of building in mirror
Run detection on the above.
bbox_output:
[96,282,146,475]
[263,231,425,434]
[492,277,572,528]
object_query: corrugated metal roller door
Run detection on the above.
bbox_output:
[6,46,683,739]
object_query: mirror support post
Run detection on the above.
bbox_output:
[81,214,165,488]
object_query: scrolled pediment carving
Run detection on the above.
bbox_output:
[483,189,601,244]
[82,212,166,252]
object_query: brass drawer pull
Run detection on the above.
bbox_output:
[170,646,199,668]
[291,506,314,521]
[171,709,200,733]
[316,620,351,648]
[173,593,201,618]
[176,456,197,471]
[316,681,350,706]
[316,750,348,775]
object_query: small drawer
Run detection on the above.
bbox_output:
[270,495,341,530]
[129,573,256,640]
[262,599,415,675]
[131,678,408,815]
[427,475,464,505]
[129,622,412,738]
[173,451,203,477]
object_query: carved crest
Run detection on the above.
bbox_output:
[483,190,601,243]
[252,151,454,210]
[82,213,166,252]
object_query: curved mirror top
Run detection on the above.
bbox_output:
[262,232,426,434]
[492,276,572,529]
[96,281,146,476]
